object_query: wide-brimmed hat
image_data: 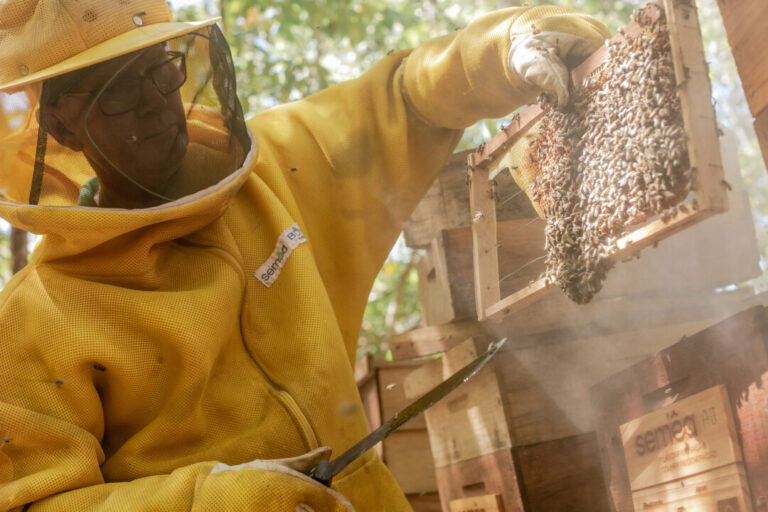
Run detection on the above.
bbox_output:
[0,0,219,93]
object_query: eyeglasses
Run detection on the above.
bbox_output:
[62,51,187,116]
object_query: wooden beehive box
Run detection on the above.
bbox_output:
[621,385,752,512]
[590,306,768,512]
[468,0,732,322]
[354,356,441,511]
[400,296,768,512]
[404,336,619,512]
[715,0,768,167]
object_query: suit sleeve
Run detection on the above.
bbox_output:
[247,6,608,357]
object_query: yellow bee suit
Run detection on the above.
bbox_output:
[0,6,607,511]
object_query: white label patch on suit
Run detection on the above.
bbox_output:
[255,224,307,287]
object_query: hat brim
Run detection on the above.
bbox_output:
[0,18,220,94]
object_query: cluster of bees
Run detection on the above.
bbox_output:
[531,6,693,304]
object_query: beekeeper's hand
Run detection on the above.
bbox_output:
[508,31,601,106]
[210,446,355,511]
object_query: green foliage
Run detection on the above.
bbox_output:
[177,0,501,115]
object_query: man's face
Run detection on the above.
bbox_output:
[47,44,189,201]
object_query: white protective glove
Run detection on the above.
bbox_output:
[508,32,601,106]
[210,446,355,512]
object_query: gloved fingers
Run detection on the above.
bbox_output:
[256,461,356,511]
[533,32,601,61]
[524,52,570,106]
[273,446,332,473]
[210,456,356,511]
[509,31,603,106]
[509,36,571,106]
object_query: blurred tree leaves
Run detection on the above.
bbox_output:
[176,0,497,114]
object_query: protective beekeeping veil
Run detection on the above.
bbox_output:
[0,0,249,211]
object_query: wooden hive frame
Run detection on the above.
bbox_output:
[469,0,728,322]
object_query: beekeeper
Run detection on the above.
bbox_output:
[0,0,608,510]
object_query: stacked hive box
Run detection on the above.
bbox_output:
[591,306,768,512]
[396,147,762,511]
[401,294,768,512]
[404,336,616,511]
[354,356,441,512]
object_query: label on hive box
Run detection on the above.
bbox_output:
[620,385,742,491]
[630,462,753,512]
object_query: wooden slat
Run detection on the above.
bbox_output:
[617,207,709,250]
[419,218,547,323]
[415,250,457,327]
[469,161,500,321]
[376,362,428,431]
[503,288,759,344]
[383,429,437,494]
[404,356,444,402]
[665,0,727,213]
[485,278,553,323]
[403,336,492,401]
[389,320,483,362]
[435,449,524,512]
[419,338,513,466]
[449,494,505,512]
[469,107,543,169]
[404,150,536,249]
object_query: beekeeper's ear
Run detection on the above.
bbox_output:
[45,106,84,151]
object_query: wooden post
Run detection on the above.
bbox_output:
[468,161,500,321]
